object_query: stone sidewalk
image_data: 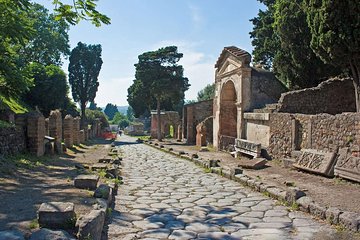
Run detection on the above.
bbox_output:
[106,136,337,240]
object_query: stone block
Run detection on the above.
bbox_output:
[38,202,76,229]
[98,158,111,163]
[74,175,99,190]
[296,196,314,213]
[335,148,360,183]
[76,210,105,240]
[0,230,24,240]
[238,158,267,170]
[231,168,243,176]
[91,163,108,171]
[338,211,360,232]
[294,149,337,177]
[325,207,342,225]
[94,184,110,199]
[309,202,327,219]
[29,228,75,240]
[235,139,261,158]
[285,187,306,204]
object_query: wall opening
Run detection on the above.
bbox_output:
[220,81,237,138]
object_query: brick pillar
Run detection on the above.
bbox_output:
[73,117,80,145]
[64,115,74,148]
[27,111,45,156]
[49,110,62,154]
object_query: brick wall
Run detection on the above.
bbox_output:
[183,100,213,144]
[268,112,360,158]
[277,77,355,114]
[0,127,26,156]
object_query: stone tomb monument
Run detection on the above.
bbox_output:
[335,148,360,183]
[294,149,337,177]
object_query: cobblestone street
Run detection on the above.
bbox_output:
[107,136,335,240]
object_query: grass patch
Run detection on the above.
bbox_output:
[0,153,51,174]
[29,219,39,229]
[0,120,15,128]
[133,135,150,141]
[204,167,212,173]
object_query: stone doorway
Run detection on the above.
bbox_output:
[220,80,237,138]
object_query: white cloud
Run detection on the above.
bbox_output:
[151,40,215,102]
[188,4,204,30]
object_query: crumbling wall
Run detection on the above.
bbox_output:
[277,77,355,114]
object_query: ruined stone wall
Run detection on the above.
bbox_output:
[277,77,355,115]
[0,127,26,156]
[268,112,360,158]
[183,100,213,144]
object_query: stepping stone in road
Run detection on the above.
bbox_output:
[74,175,99,190]
[38,202,76,229]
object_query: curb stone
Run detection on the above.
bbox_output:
[144,141,360,233]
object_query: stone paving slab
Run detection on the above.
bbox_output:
[107,136,337,239]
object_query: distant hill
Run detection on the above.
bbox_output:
[117,106,128,114]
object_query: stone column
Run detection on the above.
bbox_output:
[64,115,74,148]
[236,103,244,139]
[73,117,80,145]
[79,130,85,143]
[49,110,63,154]
[186,106,195,144]
[177,125,182,141]
[27,111,45,156]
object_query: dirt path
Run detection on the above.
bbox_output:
[0,139,111,235]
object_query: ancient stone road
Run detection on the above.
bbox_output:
[107,136,334,240]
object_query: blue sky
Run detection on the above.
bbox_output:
[38,0,265,107]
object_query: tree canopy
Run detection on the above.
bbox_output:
[128,46,189,140]
[104,103,118,120]
[306,0,360,111]
[197,83,215,102]
[24,63,68,116]
[68,42,103,125]
[250,0,341,89]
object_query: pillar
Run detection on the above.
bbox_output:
[49,110,63,154]
[27,111,45,156]
[64,115,74,148]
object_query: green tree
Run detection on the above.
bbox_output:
[306,0,360,111]
[104,103,119,120]
[127,79,151,117]
[68,42,103,127]
[0,0,33,98]
[112,112,126,124]
[249,0,278,70]
[20,3,70,66]
[24,63,68,116]
[89,101,101,111]
[85,109,109,128]
[273,0,340,88]
[118,118,130,129]
[250,0,340,88]
[133,46,190,140]
[126,106,135,122]
[197,83,215,101]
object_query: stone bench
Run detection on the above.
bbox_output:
[234,139,261,158]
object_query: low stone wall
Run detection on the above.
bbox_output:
[268,112,360,158]
[0,127,26,156]
[277,77,355,115]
